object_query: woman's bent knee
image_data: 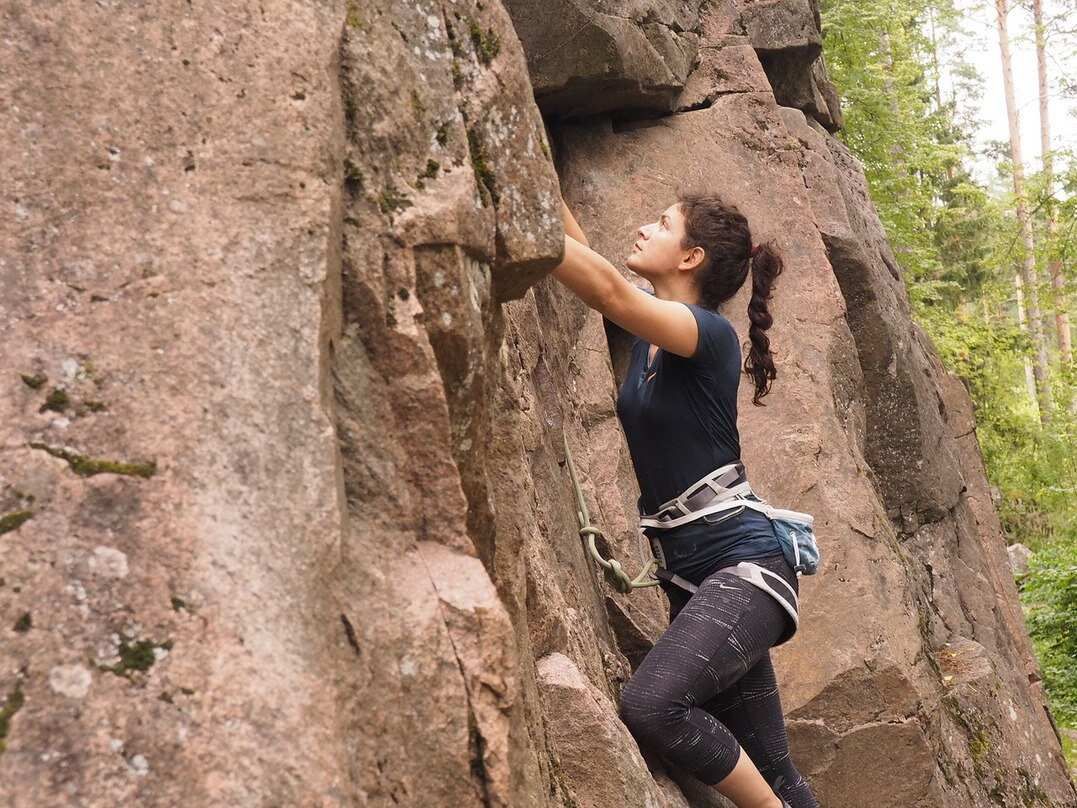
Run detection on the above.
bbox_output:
[619,681,683,747]
[618,680,650,736]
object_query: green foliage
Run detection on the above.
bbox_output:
[821,0,957,286]
[1020,540,1077,725]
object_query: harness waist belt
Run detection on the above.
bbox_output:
[639,461,753,530]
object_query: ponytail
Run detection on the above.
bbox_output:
[743,243,783,405]
[676,191,784,405]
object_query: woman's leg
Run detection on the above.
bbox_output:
[618,571,792,806]
[703,652,820,807]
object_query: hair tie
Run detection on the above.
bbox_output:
[750,243,763,259]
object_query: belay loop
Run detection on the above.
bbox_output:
[564,433,659,594]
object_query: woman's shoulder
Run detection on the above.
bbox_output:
[679,303,739,365]
[685,302,735,332]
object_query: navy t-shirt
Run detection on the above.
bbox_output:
[613,301,783,585]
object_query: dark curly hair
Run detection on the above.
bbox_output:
[677,191,784,405]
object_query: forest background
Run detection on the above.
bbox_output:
[818,0,1076,770]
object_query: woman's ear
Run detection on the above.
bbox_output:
[680,245,705,271]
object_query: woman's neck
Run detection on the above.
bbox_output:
[650,277,700,306]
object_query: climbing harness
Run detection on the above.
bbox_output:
[637,460,752,530]
[640,462,822,578]
[641,462,819,633]
[563,432,821,628]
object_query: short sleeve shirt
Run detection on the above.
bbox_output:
[615,302,743,514]
[613,300,783,583]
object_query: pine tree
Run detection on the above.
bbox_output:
[995,0,1054,423]
[1030,0,1074,413]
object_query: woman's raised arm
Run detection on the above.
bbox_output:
[552,235,699,358]
[561,198,589,248]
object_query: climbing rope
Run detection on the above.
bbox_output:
[563,432,659,594]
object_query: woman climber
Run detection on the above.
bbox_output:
[552,192,820,808]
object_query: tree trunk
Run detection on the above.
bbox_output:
[880,27,904,164]
[995,0,1053,423]
[928,5,955,183]
[1032,0,1074,412]
[1015,270,1039,407]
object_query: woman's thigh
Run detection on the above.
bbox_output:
[628,570,789,710]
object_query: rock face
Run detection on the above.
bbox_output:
[1,2,1072,808]
[2,2,353,805]
[536,652,699,808]
[502,0,706,118]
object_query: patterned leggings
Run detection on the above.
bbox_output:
[618,554,819,807]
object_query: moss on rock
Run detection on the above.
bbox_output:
[0,682,25,756]
[28,442,157,478]
[377,183,412,216]
[0,511,33,536]
[466,128,498,207]
[40,388,70,413]
[103,638,174,678]
[345,0,367,30]
[468,19,501,65]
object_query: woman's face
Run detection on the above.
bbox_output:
[625,202,701,281]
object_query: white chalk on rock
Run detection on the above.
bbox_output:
[49,664,92,699]
[91,546,129,578]
[128,754,150,776]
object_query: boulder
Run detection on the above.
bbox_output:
[1,2,354,804]
[1008,542,1033,577]
[503,0,842,129]
[732,0,832,123]
[535,652,712,807]
[502,0,705,118]
[676,35,774,111]
[778,107,966,534]
[810,57,845,131]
